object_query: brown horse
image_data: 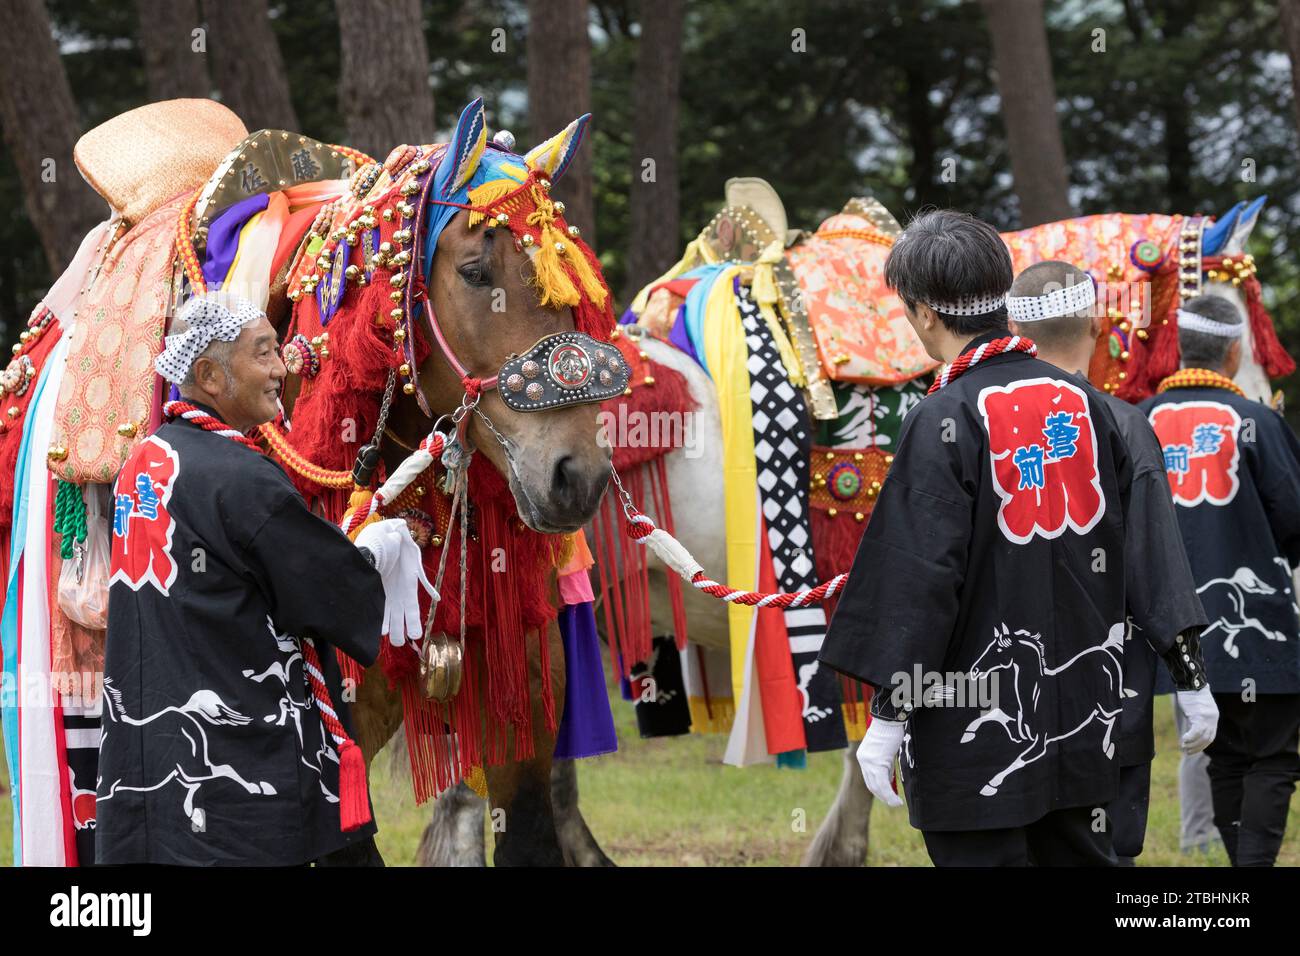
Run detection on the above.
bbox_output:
[268,105,614,866]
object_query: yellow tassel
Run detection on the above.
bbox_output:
[342,488,382,541]
[560,238,609,309]
[530,224,582,308]
[465,765,488,798]
[466,178,521,227]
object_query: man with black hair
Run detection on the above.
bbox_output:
[1005,260,1216,865]
[820,211,1135,866]
[1140,294,1300,867]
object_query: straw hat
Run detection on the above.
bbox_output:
[74,99,248,226]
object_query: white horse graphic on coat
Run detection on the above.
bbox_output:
[961,622,1125,796]
[1197,566,1290,659]
[97,677,278,829]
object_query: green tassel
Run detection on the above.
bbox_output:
[53,480,87,560]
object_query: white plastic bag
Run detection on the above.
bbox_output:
[58,484,110,629]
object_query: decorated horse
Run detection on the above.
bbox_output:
[1,96,628,866]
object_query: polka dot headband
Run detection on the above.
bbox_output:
[155,292,265,384]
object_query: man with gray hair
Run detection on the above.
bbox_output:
[98,292,428,866]
[1140,294,1300,866]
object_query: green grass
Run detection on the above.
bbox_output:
[5,693,1295,866]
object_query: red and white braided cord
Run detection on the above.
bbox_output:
[300,639,350,746]
[927,335,1037,394]
[340,431,446,535]
[163,401,262,450]
[624,510,848,607]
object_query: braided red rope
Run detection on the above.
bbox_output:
[300,640,372,831]
[163,401,262,451]
[624,507,848,607]
[164,399,371,832]
[928,335,1037,394]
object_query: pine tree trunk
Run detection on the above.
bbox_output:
[1281,0,1300,139]
[623,0,684,301]
[980,0,1074,226]
[527,0,594,242]
[0,0,107,274]
[136,0,210,101]
[201,0,299,131]
[335,0,435,162]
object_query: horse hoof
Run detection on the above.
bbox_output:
[961,732,975,743]
[1104,744,1114,759]
[259,782,278,795]
[980,784,997,796]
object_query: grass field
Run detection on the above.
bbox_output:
[4,691,1296,866]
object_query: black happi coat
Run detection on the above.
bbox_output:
[820,335,1132,831]
[1140,386,1300,695]
[1091,381,1206,766]
[97,409,384,865]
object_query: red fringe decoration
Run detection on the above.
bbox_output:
[1243,276,1295,377]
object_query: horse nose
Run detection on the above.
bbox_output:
[552,454,605,513]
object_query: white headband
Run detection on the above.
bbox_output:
[1176,308,1242,339]
[155,293,265,384]
[921,291,1008,316]
[1006,280,1096,322]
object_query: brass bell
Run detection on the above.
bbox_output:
[117,422,138,438]
[420,632,465,702]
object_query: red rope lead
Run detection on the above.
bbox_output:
[623,506,849,608]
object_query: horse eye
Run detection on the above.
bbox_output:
[458,263,490,287]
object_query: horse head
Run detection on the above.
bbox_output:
[969,623,1017,679]
[383,100,621,534]
[1201,196,1270,399]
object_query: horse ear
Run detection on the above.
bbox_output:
[1201,201,1245,256]
[523,113,591,182]
[437,98,488,199]
[1224,195,1268,255]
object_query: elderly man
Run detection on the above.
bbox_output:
[97,292,426,866]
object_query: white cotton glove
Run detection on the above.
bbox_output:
[856,717,907,807]
[1176,686,1219,754]
[355,519,435,645]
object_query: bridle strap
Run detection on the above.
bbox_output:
[424,298,498,394]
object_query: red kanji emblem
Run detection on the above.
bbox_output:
[109,435,180,594]
[978,377,1105,544]
[1148,400,1241,507]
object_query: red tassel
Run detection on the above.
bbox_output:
[1244,277,1296,378]
[336,739,372,831]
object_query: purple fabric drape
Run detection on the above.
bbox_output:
[202,193,270,287]
[553,601,618,759]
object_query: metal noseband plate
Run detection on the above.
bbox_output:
[497,331,630,412]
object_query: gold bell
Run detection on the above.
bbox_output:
[390,271,407,288]
[47,445,67,461]
[403,382,416,395]
[117,422,138,438]
[393,228,413,245]
[395,201,415,218]
[420,632,464,701]
[554,201,566,214]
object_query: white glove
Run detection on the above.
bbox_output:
[1176,686,1219,754]
[856,717,906,807]
[355,519,435,645]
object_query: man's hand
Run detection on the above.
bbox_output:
[355,519,435,645]
[1176,686,1219,754]
[856,717,906,807]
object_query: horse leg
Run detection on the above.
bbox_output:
[982,734,1046,796]
[484,622,568,867]
[416,781,488,867]
[803,745,873,867]
[550,758,616,866]
[961,707,1012,743]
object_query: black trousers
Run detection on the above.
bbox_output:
[1105,762,1152,864]
[1207,692,1300,867]
[922,805,1118,866]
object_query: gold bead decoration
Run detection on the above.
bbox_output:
[117,422,137,438]
[853,452,864,462]
[393,229,413,244]
[403,383,416,395]
[345,265,360,280]
[521,234,534,246]
[390,308,404,321]
[390,291,403,303]
[390,271,407,288]
[396,201,415,218]
[554,200,566,214]
[288,289,302,302]
[567,224,580,237]
[393,328,406,342]
[399,363,411,376]
[828,507,838,517]
[382,208,395,222]
[855,512,865,522]
[555,242,566,254]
